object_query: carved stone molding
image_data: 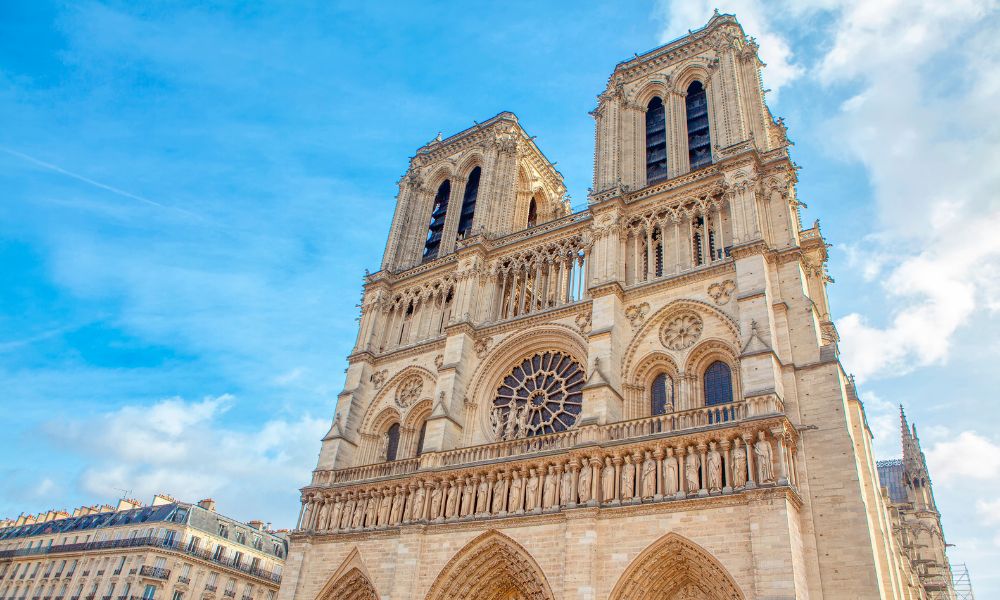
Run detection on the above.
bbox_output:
[624,302,650,329]
[371,370,388,390]
[707,279,736,305]
[433,354,444,370]
[660,313,704,351]
[474,336,493,359]
[395,375,424,409]
[575,312,593,335]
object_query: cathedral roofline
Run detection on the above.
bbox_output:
[610,11,744,78]
[414,111,520,155]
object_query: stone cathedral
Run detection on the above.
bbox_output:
[277,13,958,600]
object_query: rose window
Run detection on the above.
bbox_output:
[493,352,584,437]
[660,312,704,351]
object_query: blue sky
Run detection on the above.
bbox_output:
[2,0,999,593]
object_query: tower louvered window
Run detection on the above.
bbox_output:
[527,197,538,228]
[423,180,451,261]
[704,361,733,406]
[686,81,712,170]
[457,167,480,239]
[645,97,667,184]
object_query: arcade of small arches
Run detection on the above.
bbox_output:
[316,531,745,600]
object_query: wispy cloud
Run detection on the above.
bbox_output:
[0,146,201,219]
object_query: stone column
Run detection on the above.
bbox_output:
[654,447,665,500]
[676,446,687,496]
[772,427,790,485]
[743,433,757,488]
[613,455,623,504]
[698,443,709,496]
[721,439,733,494]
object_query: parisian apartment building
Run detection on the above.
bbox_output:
[276,12,961,600]
[0,496,286,600]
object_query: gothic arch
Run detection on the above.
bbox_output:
[622,299,740,379]
[401,398,433,457]
[468,324,588,444]
[359,366,437,433]
[627,351,681,418]
[633,80,670,109]
[609,532,745,600]
[456,150,486,176]
[316,548,378,600]
[672,62,715,94]
[424,530,555,600]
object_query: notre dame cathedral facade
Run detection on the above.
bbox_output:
[276,13,958,600]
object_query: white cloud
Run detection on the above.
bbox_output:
[657,0,803,96]
[977,498,1000,528]
[47,395,327,526]
[926,431,1000,483]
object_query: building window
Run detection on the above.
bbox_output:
[415,420,428,457]
[457,166,480,239]
[686,81,712,170]
[527,198,537,228]
[141,586,154,600]
[423,180,451,261]
[650,373,674,416]
[704,361,733,406]
[384,423,401,462]
[645,96,667,184]
[492,352,584,437]
[170,593,181,600]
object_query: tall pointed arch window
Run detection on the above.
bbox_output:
[651,373,674,416]
[423,180,451,261]
[704,361,733,406]
[457,167,480,239]
[415,420,428,457]
[527,197,538,228]
[686,81,712,170]
[645,97,667,184]
[384,423,401,462]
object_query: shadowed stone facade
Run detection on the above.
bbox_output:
[276,12,957,600]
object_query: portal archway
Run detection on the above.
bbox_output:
[425,530,554,600]
[609,533,744,600]
[316,549,378,600]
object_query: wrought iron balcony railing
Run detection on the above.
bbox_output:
[138,566,169,581]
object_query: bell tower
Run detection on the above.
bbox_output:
[281,12,960,600]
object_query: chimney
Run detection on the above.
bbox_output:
[197,499,217,512]
[248,520,265,531]
[151,494,177,507]
[116,498,142,512]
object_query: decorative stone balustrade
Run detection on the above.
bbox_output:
[297,415,798,535]
[311,457,420,486]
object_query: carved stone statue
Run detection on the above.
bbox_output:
[601,457,616,503]
[755,431,775,483]
[476,477,490,514]
[733,441,748,488]
[560,466,574,505]
[389,487,403,524]
[504,405,520,440]
[509,471,525,513]
[351,497,365,529]
[685,451,700,492]
[410,483,426,521]
[445,480,459,518]
[377,492,390,526]
[461,476,475,516]
[707,444,723,492]
[378,431,390,462]
[315,501,328,531]
[341,497,355,529]
[621,455,636,500]
[543,466,558,509]
[330,499,343,530]
[526,468,540,510]
[578,461,592,503]
[664,449,679,495]
[490,407,505,441]
[364,494,378,527]
[429,483,442,519]
[516,404,530,437]
[492,476,507,513]
[641,451,657,499]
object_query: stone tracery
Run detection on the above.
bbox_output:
[424,531,555,600]
[492,352,585,439]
